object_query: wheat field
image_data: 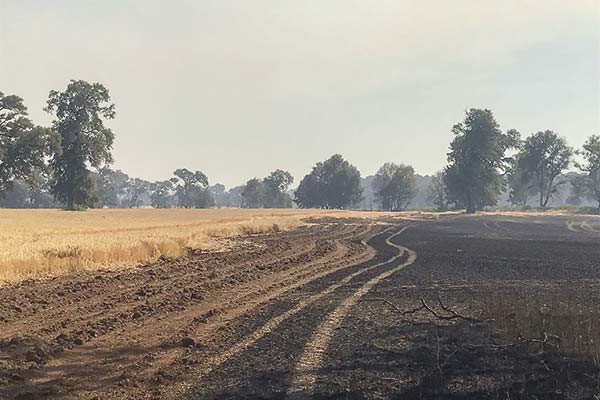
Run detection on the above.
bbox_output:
[0,208,398,282]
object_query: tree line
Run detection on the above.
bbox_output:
[1,81,599,212]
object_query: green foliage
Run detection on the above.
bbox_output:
[45,80,116,210]
[373,162,416,211]
[0,91,58,198]
[575,134,600,210]
[295,154,362,209]
[516,130,572,207]
[444,109,520,213]
[172,168,214,208]
[425,171,448,211]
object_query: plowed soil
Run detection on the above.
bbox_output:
[1,215,599,399]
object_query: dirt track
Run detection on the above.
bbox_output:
[1,215,599,399]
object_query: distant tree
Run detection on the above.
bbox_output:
[27,170,58,208]
[262,169,294,208]
[373,162,416,211]
[172,168,213,208]
[0,171,57,208]
[226,185,244,208]
[210,183,227,207]
[444,109,519,213]
[241,178,265,208]
[295,154,362,209]
[124,178,150,208]
[0,91,57,199]
[150,180,174,208]
[45,80,115,209]
[517,130,572,208]
[426,171,448,211]
[93,167,129,207]
[575,134,600,211]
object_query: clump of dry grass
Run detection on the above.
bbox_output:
[0,208,397,282]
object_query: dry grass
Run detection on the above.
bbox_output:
[484,296,600,364]
[0,208,399,282]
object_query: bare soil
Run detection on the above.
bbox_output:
[1,215,599,399]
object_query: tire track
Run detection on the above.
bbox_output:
[285,228,417,399]
[175,226,408,395]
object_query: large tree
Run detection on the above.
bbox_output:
[172,168,214,208]
[45,80,115,209]
[575,134,600,211]
[295,154,362,209]
[517,130,572,207]
[373,162,416,211]
[0,91,57,198]
[444,109,519,213]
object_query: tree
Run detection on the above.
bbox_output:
[373,162,416,211]
[575,134,600,211]
[295,154,363,209]
[507,157,534,207]
[262,169,294,208]
[45,80,115,209]
[444,109,519,213]
[124,178,150,208]
[172,168,214,208]
[0,91,57,199]
[93,167,129,207]
[241,178,265,208]
[517,130,572,207]
[150,180,174,208]
[426,171,448,211]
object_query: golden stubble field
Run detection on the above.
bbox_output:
[0,208,402,282]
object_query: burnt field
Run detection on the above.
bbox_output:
[1,214,599,399]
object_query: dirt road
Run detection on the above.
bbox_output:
[1,215,599,399]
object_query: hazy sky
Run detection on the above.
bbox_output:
[1,1,599,188]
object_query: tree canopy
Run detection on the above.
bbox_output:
[45,80,115,209]
[172,168,214,208]
[373,162,416,211]
[0,91,57,198]
[240,170,294,208]
[516,130,572,207]
[444,109,519,213]
[295,154,362,209]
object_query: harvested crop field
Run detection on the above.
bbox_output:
[0,208,397,281]
[1,213,599,399]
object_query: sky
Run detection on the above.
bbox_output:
[1,0,599,188]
